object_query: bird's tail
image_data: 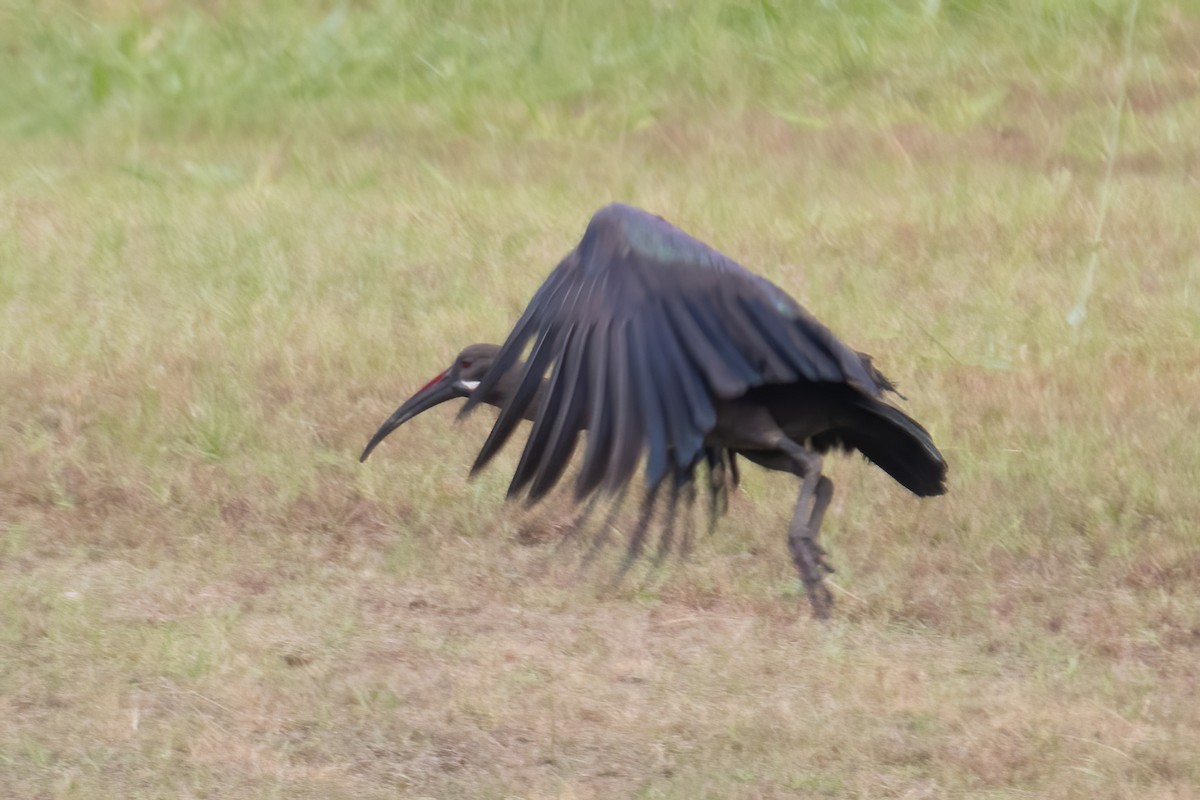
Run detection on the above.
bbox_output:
[826,397,948,497]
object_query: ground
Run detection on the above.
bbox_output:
[2,1,1199,798]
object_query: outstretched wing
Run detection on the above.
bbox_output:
[461,203,881,502]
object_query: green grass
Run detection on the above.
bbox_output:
[3,1,1200,797]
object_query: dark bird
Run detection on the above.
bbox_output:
[361,204,947,617]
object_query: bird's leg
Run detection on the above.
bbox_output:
[806,475,835,566]
[654,468,691,566]
[776,440,835,619]
[709,402,837,617]
[705,448,728,531]
[702,449,739,543]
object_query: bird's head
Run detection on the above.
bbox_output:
[359,343,500,462]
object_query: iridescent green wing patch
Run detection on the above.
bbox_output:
[623,211,728,271]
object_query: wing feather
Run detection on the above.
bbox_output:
[640,311,709,468]
[508,323,577,498]
[470,323,559,475]
[716,293,797,382]
[740,296,841,382]
[606,322,643,492]
[679,296,761,393]
[576,319,613,498]
[525,326,589,501]
[662,298,755,397]
[462,260,572,419]
[629,316,670,485]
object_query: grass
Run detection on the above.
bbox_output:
[3,0,1200,797]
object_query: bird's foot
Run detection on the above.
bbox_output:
[790,534,835,620]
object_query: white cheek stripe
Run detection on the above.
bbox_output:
[457,380,480,392]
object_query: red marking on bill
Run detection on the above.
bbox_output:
[416,370,448,394]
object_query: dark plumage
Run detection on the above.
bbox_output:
[362,204,947,617]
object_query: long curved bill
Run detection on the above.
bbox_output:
[360,370,461,462]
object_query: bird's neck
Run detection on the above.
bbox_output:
[481,361,545,422]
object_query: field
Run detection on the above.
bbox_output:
[2,1,1199,797]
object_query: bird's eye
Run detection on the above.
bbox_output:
[459,359,471,369]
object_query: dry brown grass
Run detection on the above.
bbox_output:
[4,1,1200,797]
